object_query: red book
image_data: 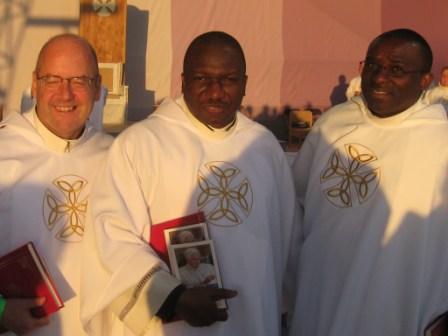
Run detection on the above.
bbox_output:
[149,212,206,264]
[0,242,64,317]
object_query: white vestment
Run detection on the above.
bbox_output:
[81,97,296,336]
[345,75,362,100]
[423,84,448,113]
[289,96,448,336]
[0,110,112,335]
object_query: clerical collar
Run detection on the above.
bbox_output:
[32,109,84,153]
[357,95,424,127]
[176,96,237,140]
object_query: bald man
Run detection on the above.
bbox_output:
[81,31,295,336]
[0,34,112,335]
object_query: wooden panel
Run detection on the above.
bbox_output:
[79,0,127,63]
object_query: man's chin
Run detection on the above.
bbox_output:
[369,106,401,118]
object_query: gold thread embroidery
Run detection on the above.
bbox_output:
[321,144,380,208]
[119,266,161,320]
[197,161,253,226]
[42,175,88,242]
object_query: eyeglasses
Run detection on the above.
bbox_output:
[361,60,425,79]
[189,75,244,87]
[36,74,98,91]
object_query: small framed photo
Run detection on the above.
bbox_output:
[169,240,226,309]
[98,62,123,95]
[164,223,209,248]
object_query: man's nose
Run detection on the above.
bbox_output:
[207,78,225,98]
[370,65,391,81]
[58,79,75,98]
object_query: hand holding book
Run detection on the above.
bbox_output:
[1,297,50,334]
[0,242,63,322]
[0,242,63,333]
[150,212,237,325]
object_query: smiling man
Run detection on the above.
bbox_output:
[288,29,448,336]
[81,31,295,336]
[0,34,112,335]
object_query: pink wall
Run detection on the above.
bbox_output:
[170,0,284,115]
[281,0,380,111]
[167,1,447,117]
[382,1,448,82]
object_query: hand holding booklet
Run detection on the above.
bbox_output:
[149,212,226,309]
[0,242,63,317]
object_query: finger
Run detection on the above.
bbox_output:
[189,313,216,327]
[29,297,48,319]
[34,297,46,306]
[215,308,229,321]
[34,315,50,327]
[18,297,46,311]
[210,288,238,300]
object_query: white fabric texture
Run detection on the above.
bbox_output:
[423,84,448,113]
[0,109,113,335]
[289,96,448,336]
[81,97,296,336]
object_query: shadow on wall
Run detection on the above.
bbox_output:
[125,5,155,122]
[329,74,348,106]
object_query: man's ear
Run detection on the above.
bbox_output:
[420,72,434,90]
[94,74,102,101]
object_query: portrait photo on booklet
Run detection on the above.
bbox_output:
[164,222,209,246]
[169,240,226,309]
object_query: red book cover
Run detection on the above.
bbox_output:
[149,212,206,264]
[0,242,64,317]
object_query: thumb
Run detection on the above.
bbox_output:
[211,288,238,300]
[33,297,46,306]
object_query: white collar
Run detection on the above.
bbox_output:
[357,95,427,126]
[176,96,237,140]
[32,109,84,153]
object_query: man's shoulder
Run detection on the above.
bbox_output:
[0,111,36,139]
[87,129,114,148]
[315,99,361,127]
[236,112,277,138]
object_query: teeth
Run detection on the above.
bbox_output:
[55,106,75,112]
[373,89,387,94]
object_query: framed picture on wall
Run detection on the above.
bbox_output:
[98,62,123,95]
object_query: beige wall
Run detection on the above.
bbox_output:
[1,1,79,113]
[1,0,169,121]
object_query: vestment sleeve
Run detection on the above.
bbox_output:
[283,129,315,319]
[80,132,181,335]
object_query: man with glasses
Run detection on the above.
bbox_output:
[0,34,112,334]
[289,28,448,335]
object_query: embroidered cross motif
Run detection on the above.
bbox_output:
[197,161,253,226]
[43,175,89,242]
[321,144,380,208]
